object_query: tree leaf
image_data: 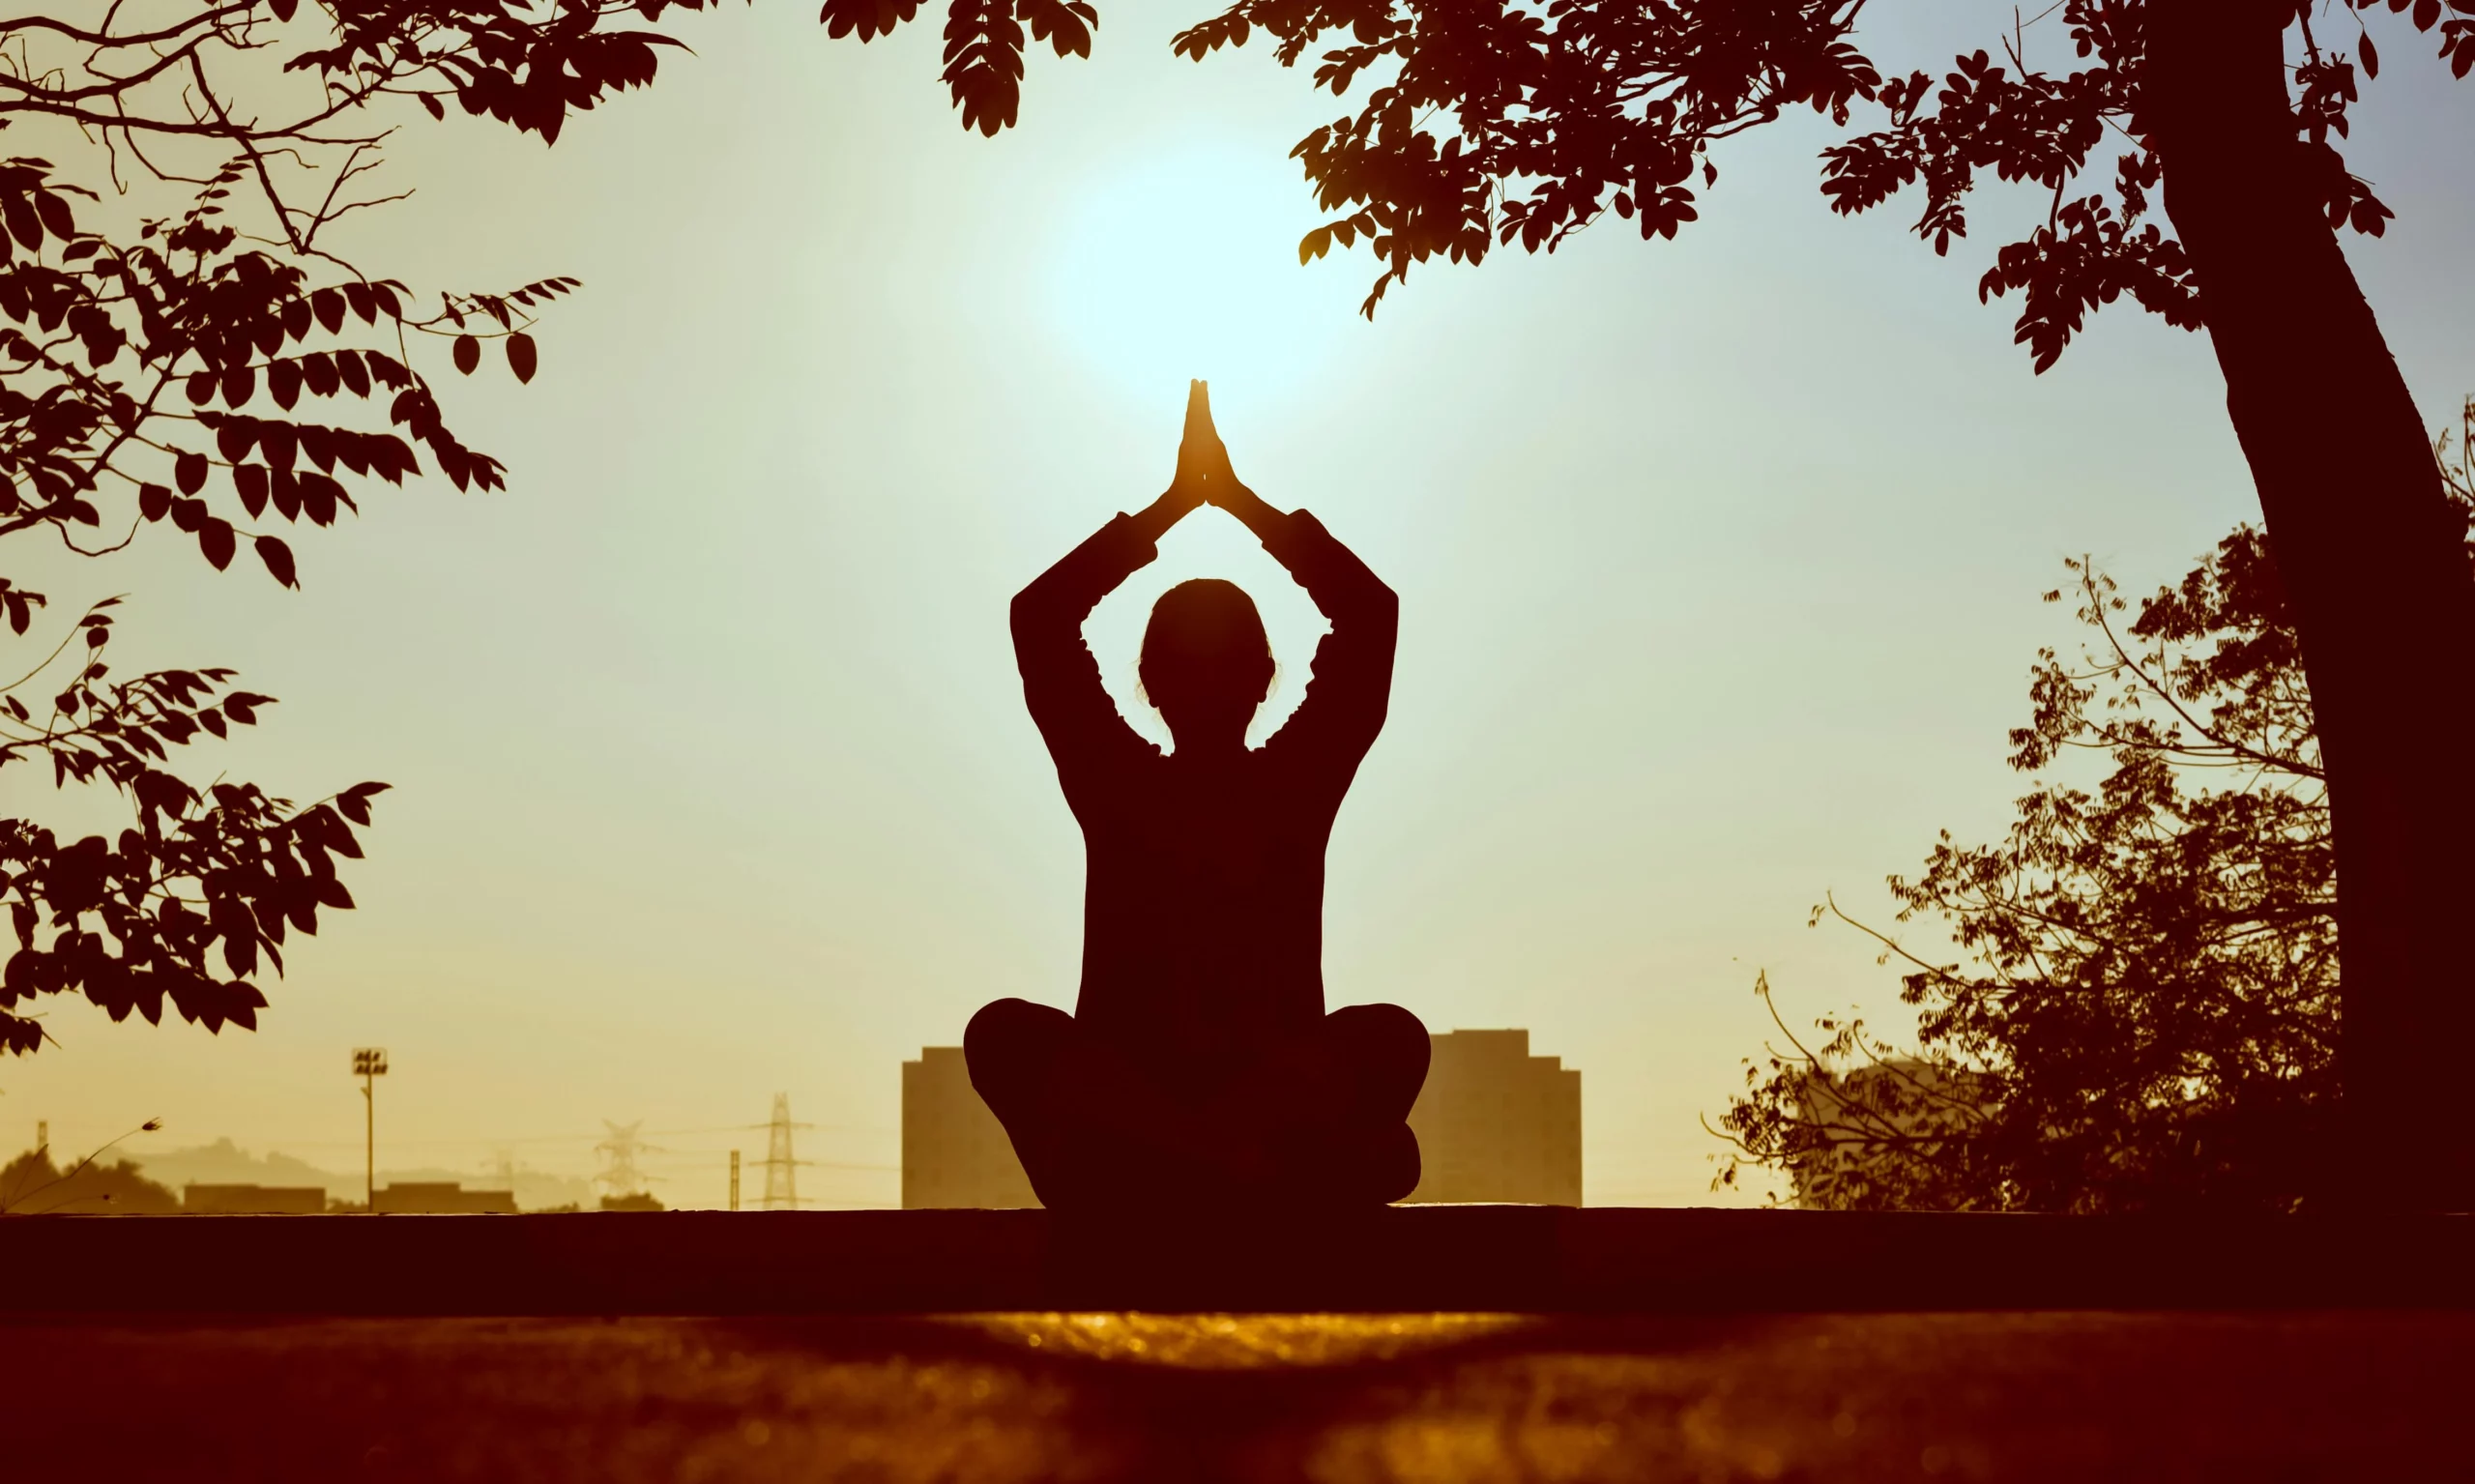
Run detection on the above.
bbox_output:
[507,333,538,384]
[3,194,42,251]
[199,519,237,571]
[33,192,73,242]
[234,464,269,518]
[452,334,480,375]
[255,536,298,589]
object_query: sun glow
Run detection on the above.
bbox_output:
[1047,145,1365,404]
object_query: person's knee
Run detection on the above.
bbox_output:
[1370,1122,1422,1205]
[1322,1003,1430,1123]
[966,996,1034,1052]
[966,998,1074,1113]
[1298,1121,1421,1207]
[1331,1003,1430,1078]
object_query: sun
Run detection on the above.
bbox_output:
[1046,143,1364,408]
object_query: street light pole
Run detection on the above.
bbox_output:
[352,1048,388,1210]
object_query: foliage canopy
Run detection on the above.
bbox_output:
[1712,400,2474,1212]
[1150,0,2468,361]
[0,0,715,1054]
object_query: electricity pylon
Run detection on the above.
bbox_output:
[594,1120,661,1201]
[759,1093,813,1209]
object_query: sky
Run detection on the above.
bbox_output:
[7,0,2473,1208]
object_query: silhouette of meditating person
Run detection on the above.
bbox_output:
[968,382,1430,1209]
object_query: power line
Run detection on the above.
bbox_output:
[634,1158,895,1174]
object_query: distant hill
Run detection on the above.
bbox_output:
[121,1138,344,1200]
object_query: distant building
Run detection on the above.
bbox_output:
[901,1027,1585,1208]
[116,1138,594,1210]
[1404,1030,1582,1206]
[902,1047,1038,1208]
[372,1181,516,1214]
[184,1183,325,1214]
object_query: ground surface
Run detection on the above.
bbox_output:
[10,1310,2473,1481]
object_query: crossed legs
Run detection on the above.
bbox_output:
[964,999,1430,1209]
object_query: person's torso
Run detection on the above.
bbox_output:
[1071,748,1337,1064]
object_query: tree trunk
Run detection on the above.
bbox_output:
[2146,0,2475,1209]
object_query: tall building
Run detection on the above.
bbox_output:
[902,1047,1039,1208]
[1404,1029,1583,1206]
[901,1027,1585,1208]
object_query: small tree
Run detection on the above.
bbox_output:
[0,1,733,1055]
[0,1120,178,1213]
[1713,399,2472,1213]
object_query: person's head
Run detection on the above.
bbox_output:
[1139,578,1274,749]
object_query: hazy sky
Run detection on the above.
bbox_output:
[9,1,2472,1208]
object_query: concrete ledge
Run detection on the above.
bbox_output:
[6,1207,2470,1315]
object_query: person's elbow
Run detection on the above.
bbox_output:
[1009,585,1052,646]
[1321,577,1397,647]
[1359,578,1400,636]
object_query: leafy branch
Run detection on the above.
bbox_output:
[1709,398,2473,1212]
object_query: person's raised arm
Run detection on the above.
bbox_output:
[1122,475,1205,548]
[1186,384,1399,771]
[1009,388,1215,788]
